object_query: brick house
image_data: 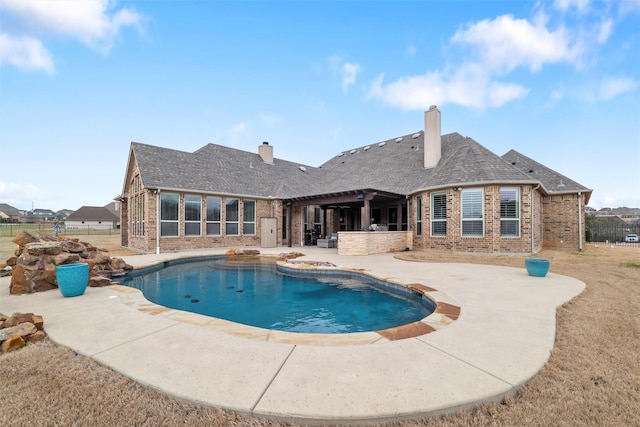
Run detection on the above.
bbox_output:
[119,107,591,255]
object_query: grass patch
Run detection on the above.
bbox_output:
[621,262,640,269]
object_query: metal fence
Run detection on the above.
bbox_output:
[586,222,640,244]
[0,223,118,238]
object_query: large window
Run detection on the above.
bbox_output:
[206,196,221,235]
[160,193,179,237]
[130,174,144,236]
[500,188,520,237]
[184,195,201,236]
[225,198,239,235]
[461,189,483,236]
[243,200,256,235]
[431,192,447,236]
[416,196,422,236]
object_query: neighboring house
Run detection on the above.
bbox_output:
[25,208,57,223]
[104,201,121,228]
[596,207,640,224]
[65,206,119,230]
[120,107,592,255]
[0,203,23,222]
[55,209,74,221]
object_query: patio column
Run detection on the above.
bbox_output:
[396,202,403,231]
[363,199,370,230]
[287,204,292,247]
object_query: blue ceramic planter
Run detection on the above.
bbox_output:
[56,263,89,297]
[525,259,550,277]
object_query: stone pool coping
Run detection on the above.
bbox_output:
[0,247,586,424]
[114,255,462,346]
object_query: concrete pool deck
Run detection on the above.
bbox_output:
[0,247,585,424]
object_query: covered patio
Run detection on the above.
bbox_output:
[284,188,412,255]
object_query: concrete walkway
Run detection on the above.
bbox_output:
[0,247,585,424]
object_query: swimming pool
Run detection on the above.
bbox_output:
[121,256,435,333]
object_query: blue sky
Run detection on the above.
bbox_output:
[1,0,639,212]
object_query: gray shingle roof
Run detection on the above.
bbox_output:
[319,132,537,194]
[0,203,22,217]
[128,132,591,200]
[66,206,119,222]
[131,142,326,199]
[502,150,592,198]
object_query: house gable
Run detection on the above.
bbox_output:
[502,150,592,203]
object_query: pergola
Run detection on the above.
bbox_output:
[283,188,407,247]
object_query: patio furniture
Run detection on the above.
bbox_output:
[317,234,338,248]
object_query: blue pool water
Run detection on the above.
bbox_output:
[121,257,434,333]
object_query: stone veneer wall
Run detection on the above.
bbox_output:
[338,231,413,256]
[541,193,585,250]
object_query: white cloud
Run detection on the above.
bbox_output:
[327,55,362,93]
[341,62,362,92]
[0,33,54,73]
[596,18,613,44]
[406,44,417,57]
[618,0,640,15]
[554,0,591,13]
[259,113,282,127]
[368,64,529,110]
[596,76,639,100]
[0,181,43,210]
[227,122,252,145]
[451,14,582,73]
[368,12,595,110]
[0,0,144,72]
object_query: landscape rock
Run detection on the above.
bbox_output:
[89,275,114,287]
[11,231,39,247]
[10,265,33,294]
[59,239,86,253]
[6,235,126,294]
[53,252,81,265]
[32,314,44,330]
[25,330,46,344]
[4,312,35,327]
[0,322,37,341]
[17,251,40,266]
[26,242,63,256]
[1,335,25,353]
[0,312,47,353]
[6,257,17,266]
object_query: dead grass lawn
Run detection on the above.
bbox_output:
[1,244,639,426]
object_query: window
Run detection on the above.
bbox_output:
[160,193,179,236]
[225,198,239,235]
[206,196,221,235]
[416,196,422,236]
[431,192,447,236]
[130,174,144,236]
[184,195,201,236]
[500,188,520,237]
[243,200,256,235]
[461,189,483,236]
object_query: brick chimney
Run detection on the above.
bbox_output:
[424,105,441,168]
[259,141,273,164]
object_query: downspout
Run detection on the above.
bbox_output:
[578,191,583,251]
[156,189,161,254]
